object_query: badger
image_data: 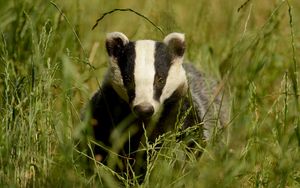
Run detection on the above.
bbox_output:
[86,32,227,177]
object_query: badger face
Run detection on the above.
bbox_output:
[106,32,188,119]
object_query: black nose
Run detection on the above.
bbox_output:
[133,102,154,119]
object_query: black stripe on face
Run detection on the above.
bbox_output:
[117,42,136,103]
[153,42,172,101]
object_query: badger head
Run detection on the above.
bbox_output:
[106,32,188,119]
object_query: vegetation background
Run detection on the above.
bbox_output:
[0,0,299,187]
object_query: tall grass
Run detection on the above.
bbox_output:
[0,0,299,187]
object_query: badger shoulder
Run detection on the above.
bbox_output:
[182,63,228,139]
[87,77,133,150]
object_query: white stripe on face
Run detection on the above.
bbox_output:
[132,40,158,112]
[160,58,187,103]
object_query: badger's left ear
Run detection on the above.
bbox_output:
[163,32,185,58]
[106,32,129,58]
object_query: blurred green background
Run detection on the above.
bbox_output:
[0,0,300,187]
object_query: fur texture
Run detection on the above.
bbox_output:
[86,32,227,177]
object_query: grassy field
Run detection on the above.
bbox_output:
[1,0,300,187]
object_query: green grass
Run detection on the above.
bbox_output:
[1,0,300,187]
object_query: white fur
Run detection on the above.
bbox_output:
[161,32,187,105]
[163,32,185,45]
[132,40,159,113]
[160,58,187,103]
[107,32,187,116]
[106,32,129,45]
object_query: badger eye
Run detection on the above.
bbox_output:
[156,76,165,84]
[158,77,165,84]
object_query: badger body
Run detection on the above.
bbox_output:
[88,32,226,174]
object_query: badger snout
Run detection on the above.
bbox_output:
[133,102,154,119]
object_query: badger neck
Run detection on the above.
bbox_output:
[144,83,191,142]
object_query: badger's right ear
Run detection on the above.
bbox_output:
[105,32,129,58]
[163,32,185,58]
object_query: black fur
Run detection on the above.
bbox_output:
[85,33,226,182]
[88,65,203,174]
[89,74,200,177]
[166,37,185,58]
[90,83,132,160]
[117,42,136,103]
[153,42,172,101]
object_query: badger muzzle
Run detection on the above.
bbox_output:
[133,102,154,119]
